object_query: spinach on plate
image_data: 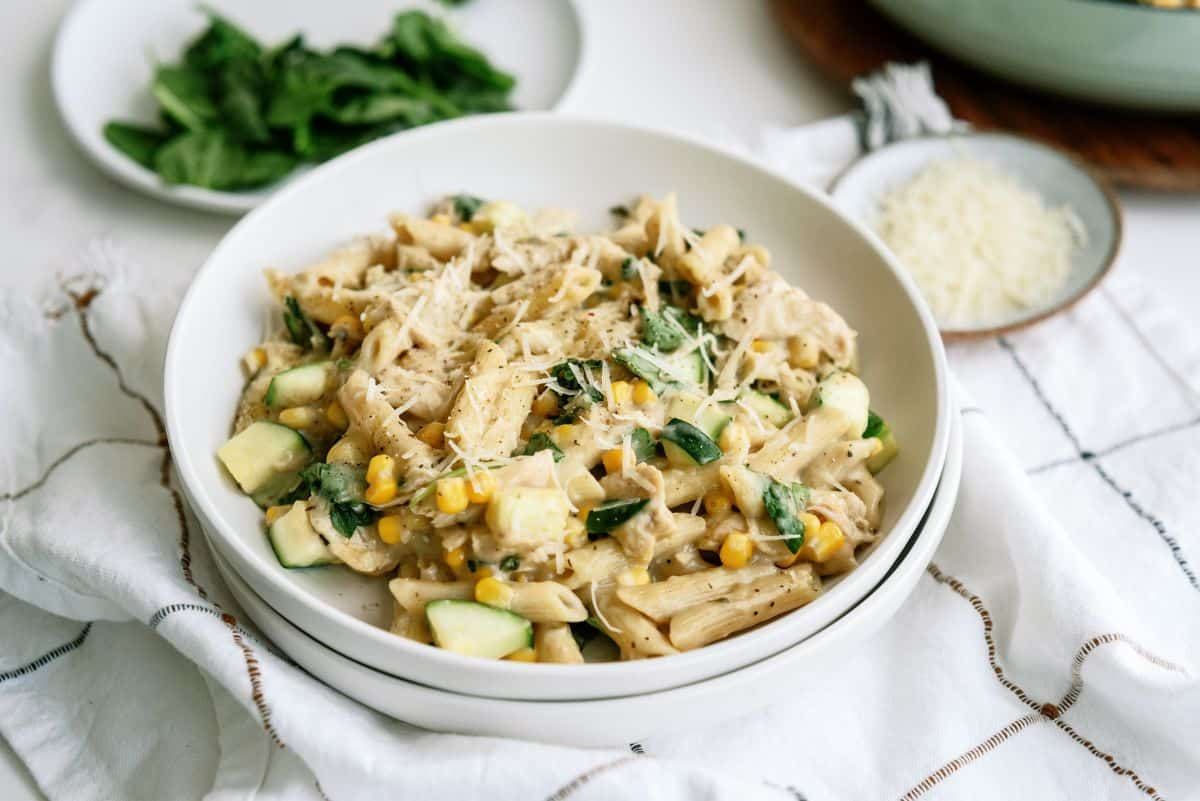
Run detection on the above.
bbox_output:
[103,9,516,191]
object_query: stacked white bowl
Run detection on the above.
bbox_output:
[165,115,955,745]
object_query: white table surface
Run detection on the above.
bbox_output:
[2,1,1197,798]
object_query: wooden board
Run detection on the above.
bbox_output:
[770,0,1200,191]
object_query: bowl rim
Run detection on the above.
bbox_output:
[829,130,1123,341]
[51,0,588,215]
[164,111,952,684]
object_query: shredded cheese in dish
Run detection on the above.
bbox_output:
[216,194,900,663]
[876,158,1086,328]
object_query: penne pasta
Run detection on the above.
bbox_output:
[221,192,891,664]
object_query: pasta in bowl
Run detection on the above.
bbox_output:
[217,192,899,664]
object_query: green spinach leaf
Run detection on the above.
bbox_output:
[103,122,169,169]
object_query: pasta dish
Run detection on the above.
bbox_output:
[217,193,898,663]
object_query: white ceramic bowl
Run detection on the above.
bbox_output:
[165,113,951,701]
[208,411,962,746]
[52,0,584,214]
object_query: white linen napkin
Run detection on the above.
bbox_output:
[3,81,1199,800]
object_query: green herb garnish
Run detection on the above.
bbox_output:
[296,462,379,537]
[103,9,515,190]
[630,427,657,463]
[519,432,565,462]
[452,194,485,221]
[761,476,811,553]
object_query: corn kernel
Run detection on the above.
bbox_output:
[444,546,466,569]
[563,517,587,548]
[377,515,406,544]
[416,421,446,448]
[788,336,820,370]
[720,532,754,569]
[553,424,575,445]
[331,314,364,341]
[617,567,651,586]
[505,647,537,662]
[278,407,318,429]
[475,576,514,608]
[576,504,594,524]
[611,380,633,404]
[465,470,496,504]
[751,339,773,354]
[601,448,624,474]
[436,477,470,514]
[801,521,847,563]
[430,213,451,225]
[265,505,290,525]
[632,380,657,405]
[532,391,559,418]
[367,454,396,485]
[458,221,476,233]
[364,479,397,506]
[778,513,825,567]
[247,347,267,370]
[703,489,733,517]
[325,401,349,430]
[474,566,494,579]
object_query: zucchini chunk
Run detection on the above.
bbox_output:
[661,418,723,467]
[268,502,335,568]
[737,389,792,428]
[817,371,870,438]
[265,362,331,408]
[426,599,533,659]
[863,411,898,474]
[585,498,650,534]
[217,421,311,496]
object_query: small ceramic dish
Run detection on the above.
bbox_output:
[831,132,1122,340]
[52,0,584,214]
[207,411,962,747]
[166,113,952,701]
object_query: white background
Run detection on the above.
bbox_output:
[2,1,1197,798]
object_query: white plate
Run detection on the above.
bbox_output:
[210,409,962,747]
[52,0,584,214]
[166,113,952,701]
[830,132,1122,338]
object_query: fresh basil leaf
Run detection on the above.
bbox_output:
[549,359,603,402]
[761,476,811,553]
[217,58,271,143]
[239,150,297,187]
[452,194,485,221]
[103,122,168,169]
[519,432,564,462]
[324,94,439,126]
[152,66,217,132]
[184,9,263,70]
[154,131,245,189]
[640,308,684,352]
[330,501,376,537]
[630,427,657,463]
[300,462,368,505]
[863,410,885,440]
[282,296,330,351]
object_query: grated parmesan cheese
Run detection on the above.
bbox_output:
[877,158,1085,328]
